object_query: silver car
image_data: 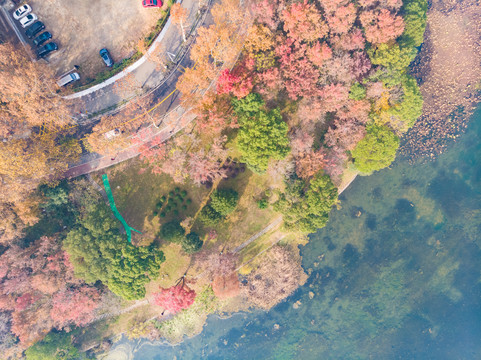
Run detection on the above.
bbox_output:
[13,4,31,20]
[19,13,38,28]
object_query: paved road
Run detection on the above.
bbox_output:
[64,0,217,178]
[67,0,200,116]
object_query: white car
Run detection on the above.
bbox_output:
[19,13,37,28]
[13,4,31,20]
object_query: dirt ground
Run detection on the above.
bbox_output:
[28,0,166,77]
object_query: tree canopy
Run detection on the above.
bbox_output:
[160,221,186,244]
[25,331,83,360]
[64,203,165,300]
[274,173,339,233]
[233,94,290,173]
[351,124,400,173]
[210,189,239,216]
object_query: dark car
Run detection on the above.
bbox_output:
[25,21,45,39]
[37,42,58,58]
[99,48,113,67]
[32,31,52,47]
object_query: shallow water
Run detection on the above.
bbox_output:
[121,107,481,360]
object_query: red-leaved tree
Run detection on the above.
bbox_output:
[153,280,196,314]
[50,286,101,329]
[360,8,404,44]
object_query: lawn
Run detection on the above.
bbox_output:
[93,158,210,243]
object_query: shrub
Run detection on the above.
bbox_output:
[165,205,172,211]
[160,212,166,218]
[186,198,192,204]
[181,190,188,197]
[174,187,180,193]
[181,233,203,254]
[257,199,268,209]
[182,204,188,210]
[169,191,175,197]
[210,189,239,216]
[173,209,179,215]
[161,195,167,201]
[160,221,185,243]
[199,205,222,226]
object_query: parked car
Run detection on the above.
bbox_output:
[32,31,52,47]
[57,72,80,87]
[37,42,57,58]
[142,0,162,8]
[19,13,37,28]
[25,21,44,38]
[99,48,113,67]
[13,4,31,20]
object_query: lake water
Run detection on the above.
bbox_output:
[120,107,481,359]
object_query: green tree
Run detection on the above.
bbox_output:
[349,83,367,100]
[210,189,239,216]
[25,331,84,360]
[182,232,203,254]
[198,205,222,226]
[368,43,417,87]
[400,0,428,48]
[233,93,290,173]
[274,173,338,233]
[160,221,186,243]
[388,75,423,130]
[351,124,400,173]
[64,203,165,300]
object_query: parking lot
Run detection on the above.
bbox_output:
[12,0,164,78]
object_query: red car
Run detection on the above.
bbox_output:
[142,0,162,7]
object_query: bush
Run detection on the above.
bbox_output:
[182,204,188,210]
[165,205,172,211]
[173,209,179,215]
[161,195,167,201]
[181,190,188,197]
[182,233,203,254]
[160,221,185,243]
[160,212,166,218]
[175,194,182,201]
[210,189,239,216]
[186,198,192,204]
[169,191,175,197]
[174,187,180,193]
[199,205,222,226]
[257,199,268,209]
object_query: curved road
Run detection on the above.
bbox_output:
[64,0,216,178]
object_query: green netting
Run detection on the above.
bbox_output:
[102,174,141,243]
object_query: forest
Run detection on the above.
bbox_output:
[0,0,429,357]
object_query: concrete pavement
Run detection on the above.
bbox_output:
[66,0,200,117]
